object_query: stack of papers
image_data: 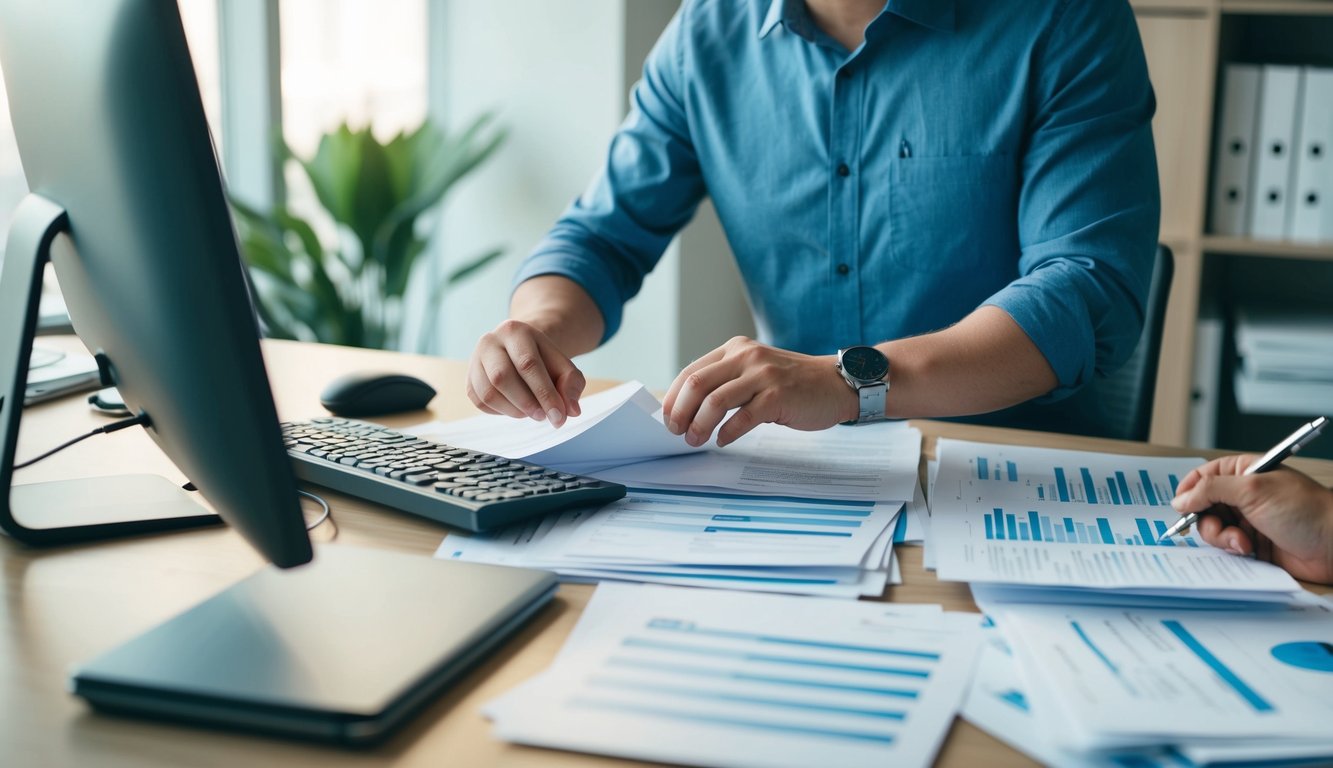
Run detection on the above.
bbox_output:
[435,490,902,597]
[486,583,984,768]
[425,382,921,597]
[1234,306,1333,416]
[963,594,1333,765]
[928,439,1303,598]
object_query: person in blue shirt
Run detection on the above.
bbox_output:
[467,0,1160,448]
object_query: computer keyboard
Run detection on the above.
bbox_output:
[280,417,626,532]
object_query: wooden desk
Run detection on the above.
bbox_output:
[7,337,1331,768]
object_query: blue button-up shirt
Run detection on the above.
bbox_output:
[515,0,1159,401]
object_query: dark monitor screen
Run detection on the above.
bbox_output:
[0,0,311,566]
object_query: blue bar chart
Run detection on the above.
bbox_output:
[982,506,1199,547]
[961,448,1197,509]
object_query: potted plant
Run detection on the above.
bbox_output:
[231,113,505,350]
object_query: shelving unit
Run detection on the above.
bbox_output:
[1130,0,1333,449]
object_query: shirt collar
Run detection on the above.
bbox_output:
[886,0,956,31]
[758,0,956,39]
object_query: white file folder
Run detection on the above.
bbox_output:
[1210,64,1261,236]
[1249,65,1302,239]
[1289,67,1333,242]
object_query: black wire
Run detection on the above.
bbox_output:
[15,415,334,536]
[12,413,151,470]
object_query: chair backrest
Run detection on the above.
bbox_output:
[1091,243,1174,442]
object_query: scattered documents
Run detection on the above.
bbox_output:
[485,584,983,768]
[929,439,1302,594]
[961,625,1193,768]
[992,598,1333,752]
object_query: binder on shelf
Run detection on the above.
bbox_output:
[1289,67,1333,243]
[1248,65,1302,240]
[1210,64,1261,237]
[1188,315,1222,449]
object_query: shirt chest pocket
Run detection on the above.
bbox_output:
[889,153,1018,273]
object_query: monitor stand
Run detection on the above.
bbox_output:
[0,194,218,545]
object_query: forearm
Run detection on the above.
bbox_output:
[509,275,606,357]
[879,305,1057,419]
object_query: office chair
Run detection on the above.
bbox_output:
[1089,243,1175,442]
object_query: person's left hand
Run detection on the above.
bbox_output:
[661,336,857,448]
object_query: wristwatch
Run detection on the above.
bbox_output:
[836,346,890,424]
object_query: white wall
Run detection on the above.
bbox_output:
[429,0,751,390]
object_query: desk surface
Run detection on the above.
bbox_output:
[7,337,1331,768]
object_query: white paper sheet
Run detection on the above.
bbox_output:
[486,584,982,768]
[961,630,1192,768]
[994,600,1333,750]
[594,422,921,502]
[404,381,704,471]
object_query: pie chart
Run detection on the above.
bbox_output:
[1270,641,1333,673]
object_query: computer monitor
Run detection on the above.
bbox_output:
[0,0,311,567]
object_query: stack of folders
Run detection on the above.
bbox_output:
[1233,306,1333,416]
[928,438,1333,766]
[414,382,924,598]
[1211,64,1333,242]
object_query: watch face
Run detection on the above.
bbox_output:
[841,346,888,382]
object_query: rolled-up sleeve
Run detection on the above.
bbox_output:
[982,0,1160,400]
[513,6,707,343]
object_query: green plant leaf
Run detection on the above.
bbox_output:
[374,113,507,299]
[445,246,505,286]
[295,125,361,227]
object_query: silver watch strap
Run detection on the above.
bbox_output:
[856,381,887,423]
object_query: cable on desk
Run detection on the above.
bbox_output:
[12,413,151,470]
[298,490,334,533]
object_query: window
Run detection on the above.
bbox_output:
[178,0,224,156]
[280,0,427,230]
[0,62,28,248]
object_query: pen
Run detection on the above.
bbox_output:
[1158,415,1328,542]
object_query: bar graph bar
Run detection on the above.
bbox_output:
[981,507,1198,547]
[960,449,1199,509]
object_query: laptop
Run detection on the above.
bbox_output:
[70,546,557,745]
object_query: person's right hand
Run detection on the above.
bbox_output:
[1171,454,1333,585]
[466,319,585,427]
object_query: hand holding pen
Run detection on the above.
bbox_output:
[1166,417,1333,585]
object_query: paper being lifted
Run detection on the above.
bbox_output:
[404,381,705,472]
[408,381,922,502]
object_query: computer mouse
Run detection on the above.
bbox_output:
[319,371,438,417]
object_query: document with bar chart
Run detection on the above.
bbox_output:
[929,440,1302,592]
[996,601,1333,750]
[486,584,982,768]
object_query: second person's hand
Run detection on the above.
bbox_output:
[467,319,586,427]
[1171,454,1333,584]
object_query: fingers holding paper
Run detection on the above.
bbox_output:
[467,319,585,427]
[661,337,856,448]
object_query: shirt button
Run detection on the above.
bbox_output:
[837,69,851,80]
[836,163,851,177]
[836,263,850,275]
